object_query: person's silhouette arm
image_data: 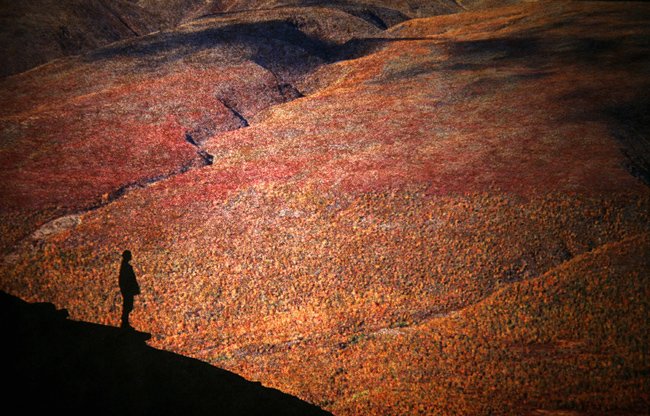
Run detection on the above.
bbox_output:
[128,264,140,295]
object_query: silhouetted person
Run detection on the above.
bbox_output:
[119,250,140,330]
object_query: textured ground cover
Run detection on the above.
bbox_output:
[0,6,381,254]
[1,1,649,415]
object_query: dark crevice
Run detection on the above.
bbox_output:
[13,144,214,251]
[606,93,650,186]
[345,9,388,30]
[98,0,140,37]
[250,57,305,101]
[278,82,304,101]
[185,132,214,165]
[84,137,215,213]
[219,99,249,127]
[196,149,214,166]
[184,132,199,146]
[60,60,308,227]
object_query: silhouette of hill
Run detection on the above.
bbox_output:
[1,291,331,415]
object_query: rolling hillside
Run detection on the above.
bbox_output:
[1,1,649,414]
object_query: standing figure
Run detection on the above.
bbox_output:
[119,250,140,330]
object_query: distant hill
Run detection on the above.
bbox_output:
[0,0,210,77]
[0,0,523,77]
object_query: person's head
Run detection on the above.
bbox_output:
[122,250,132,262]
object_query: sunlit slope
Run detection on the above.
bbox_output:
[1,1,649,415]
[288,232,650,414]
[0,6,380,254]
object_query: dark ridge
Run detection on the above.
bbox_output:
[298,1,418,26]
[461,71,552,97]
[84,18,414,77]
[367,32,650,85]
[1,291,332,416]
[86,19,337,66]
[448,34,650,72]
[347,9,388,30]
[193,3,410,28]
[0,0,161,78]
[351,5,410,27]
[194,6,295,20]
[56,25,86,54]
[353,9,388,30]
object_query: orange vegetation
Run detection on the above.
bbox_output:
[1,1,649,414]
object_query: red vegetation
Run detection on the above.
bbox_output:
[1,1,649,414]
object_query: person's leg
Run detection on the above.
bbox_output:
[121,295,134,328]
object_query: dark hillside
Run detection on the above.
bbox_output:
[2,291,331,415]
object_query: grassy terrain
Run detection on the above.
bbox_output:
[1,1,649,414]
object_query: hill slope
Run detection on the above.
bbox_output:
[0,0,476,78]
[1,1,649,414]
[3,291,331,415]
